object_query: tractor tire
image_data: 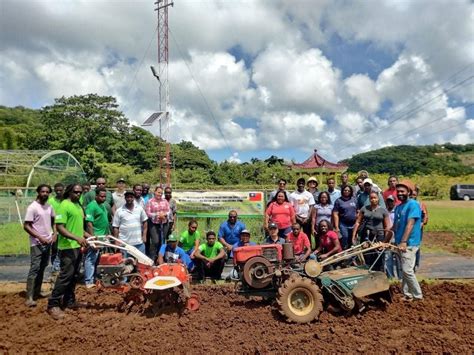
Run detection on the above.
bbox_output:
[276,276,323,323]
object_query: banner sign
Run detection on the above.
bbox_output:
[173,191,264,218]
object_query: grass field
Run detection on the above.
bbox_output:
[0,200,472,255]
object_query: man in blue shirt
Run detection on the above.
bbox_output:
[392,180,423,301]
[264,223,286,245]
[218,210,246,252]
[157,235,192,270]
[230,229,257,258]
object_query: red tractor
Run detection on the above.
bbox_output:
[87,236,200,314]
[233,241,397,323]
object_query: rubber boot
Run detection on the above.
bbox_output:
[25,279,37,307]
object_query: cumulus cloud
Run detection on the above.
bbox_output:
[227,152,241,163]
[0,0,472,163]
[252,47,341,114]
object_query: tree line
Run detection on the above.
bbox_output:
[1,94,473,189]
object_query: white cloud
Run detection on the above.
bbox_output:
[344,74,380,113]
[227,152,241,163]
[0,0,472,163]
[252,47,341,114]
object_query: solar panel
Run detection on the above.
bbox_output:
[142,112,163,126]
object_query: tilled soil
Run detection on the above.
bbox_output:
[0,282,473,353]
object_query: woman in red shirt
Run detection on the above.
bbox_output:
[265,191,296,239]
[313,220,342,261]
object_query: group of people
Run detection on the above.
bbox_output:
[22,171,428,320]
[263,172,428,301]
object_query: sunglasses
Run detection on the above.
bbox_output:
[72,191,82,194]
[229,215,237,219]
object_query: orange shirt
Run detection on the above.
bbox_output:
[286,231,310,254]
[266,201,295,229]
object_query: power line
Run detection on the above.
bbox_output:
[120,25,159,113]
[168,27,234,156]
[340,73,473,153]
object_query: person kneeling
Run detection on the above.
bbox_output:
[158,235,192,270]
[194,231,226,281]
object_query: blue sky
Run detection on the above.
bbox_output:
[1,0,473,164]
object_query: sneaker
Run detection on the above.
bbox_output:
[47,307,65,320]
[25,298,37,307]
[85,284,96,289]
[401,296,414,302]
[36,291,51,299]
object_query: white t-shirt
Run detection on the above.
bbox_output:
[289,190,315,218]
[112,204,148,245]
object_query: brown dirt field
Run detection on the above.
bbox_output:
[0,282,473,353]
[423,231,474,257]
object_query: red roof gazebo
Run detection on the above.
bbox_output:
[289,149,348,184]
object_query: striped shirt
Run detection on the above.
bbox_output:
[112,204,148,245]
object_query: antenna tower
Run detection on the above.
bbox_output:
[142,0,173,186]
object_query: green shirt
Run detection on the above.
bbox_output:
[48,196,62,214]
[179,230,201,252]
[83,190,114,219]
[85,200,110,236]
[198,241,224,259]
[55,199,85,250]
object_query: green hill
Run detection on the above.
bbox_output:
[342,144,474,176]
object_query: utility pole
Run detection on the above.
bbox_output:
[142,0,173,187]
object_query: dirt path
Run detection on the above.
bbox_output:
[0,282,472,353]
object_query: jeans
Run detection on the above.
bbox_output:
[339,222,354,250]
[48,248,83,308]
[401,246,423,299]
[384,250,402,280]
[278,227,292,240]
[148,223,169,261]
[27,244,51,299]
[122,243,146,259]
[84,247,100,285]
[50,240,60,273]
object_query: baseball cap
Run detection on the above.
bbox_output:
[117,177,126,183]
[268,222,278,229]
[124,190,134,196]
[397,180,416,193]
[307,176,318,184]
[363,178,373,185]
[167,235,178,242]
[386,195,395,201]
[240,229,251,235]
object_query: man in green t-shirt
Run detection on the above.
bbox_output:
[179,219,200,258]
[194,230,226,281]
[47,184,90,320]
[84,188,109,288]
[82,177,114,220]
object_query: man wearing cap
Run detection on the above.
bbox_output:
[392,180,423,301]
[306,176,320,202]
[230,229,257,257]
[112,191,148,257]
[157,235,192,270]
[289,177,315,238]
[356,178,386,210]
[112,178,127,209]
[194,231,226,280]
[264,223,286,245]
[218,210,247,253]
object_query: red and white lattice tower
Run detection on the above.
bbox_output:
[142,0,173,187]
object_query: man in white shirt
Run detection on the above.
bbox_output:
[289,177,315,238]
[112,191,148,257]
